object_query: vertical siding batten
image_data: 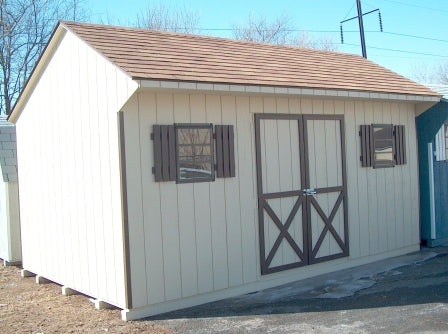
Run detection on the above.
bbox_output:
[382,102,396,251]
[236,95,258,284]
[400,104,413,247]
[123,95,148,307]
[354,101,370,257]
[157,93,182,300]
[364,101,379,255]
[206,94,228,290]
[175,93,199,297]
[190,94,214,294]
[373,102,387,253]
[222,95,244,287]
[390,103,405,249]
[138,92,165,305]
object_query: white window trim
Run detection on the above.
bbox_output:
[434,125,446,161]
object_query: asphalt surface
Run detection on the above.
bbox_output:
[149,246,448,333]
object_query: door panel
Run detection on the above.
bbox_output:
[304,115,348,264]
[255,114,307,274]
[255,113,348,275]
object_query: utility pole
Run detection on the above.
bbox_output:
[356,0,367,58]
[340,1,382,59]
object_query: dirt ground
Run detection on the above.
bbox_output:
[0,264,173,334]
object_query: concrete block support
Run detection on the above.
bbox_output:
[35,275,51,284]
[94,300,116,310]
[61,286,80,296]
[21,269,35,277]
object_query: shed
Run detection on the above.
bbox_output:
[417,85,448,247]
[0,116,21,266]
[9,21,440,320]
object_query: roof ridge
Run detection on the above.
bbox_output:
[60,20,364,58]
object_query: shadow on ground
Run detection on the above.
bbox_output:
[145,248,448,321]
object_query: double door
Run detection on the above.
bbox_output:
[255,114,349,275]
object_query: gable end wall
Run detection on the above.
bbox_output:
[15,29,138,308]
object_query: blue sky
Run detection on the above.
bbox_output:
[85,0,448,81]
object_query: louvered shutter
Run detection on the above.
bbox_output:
[359,125,374,167]
[152,125,176,181]
[394,125,406,165]
[215,125,235,178]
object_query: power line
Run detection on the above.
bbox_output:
[198,27,448,44]
[343,43,448,57]
[382,31,448,44]
[381,0,448,13]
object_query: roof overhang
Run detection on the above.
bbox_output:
[137,79,441,104]
[8,23,66,124]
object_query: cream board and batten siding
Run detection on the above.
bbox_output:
[121,90,420,319]
[14,28,138,308]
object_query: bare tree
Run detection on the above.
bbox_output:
[233,15,292,44]
[233,14,338,51]
[0,0,88,115]
[290,31,339,52]
[135,3,199,34]
[436,61,448,85]
[411,61,448,85]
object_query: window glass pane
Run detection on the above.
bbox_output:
[176,125,214,182]
[373,125,394,167]
[177,128,211,145]
[178,145,193,157]
[178,161,212,180]
[445,124,448,160]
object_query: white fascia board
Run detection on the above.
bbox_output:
[138,79,440,103]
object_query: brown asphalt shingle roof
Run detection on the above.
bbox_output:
[61,21,439,97]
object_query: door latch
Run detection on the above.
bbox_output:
[303,188,317,196]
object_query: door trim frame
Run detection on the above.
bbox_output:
[255,113,349,275]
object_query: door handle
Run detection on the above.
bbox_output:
[303,188,317,195]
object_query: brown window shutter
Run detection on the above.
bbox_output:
[394,125,406,165]
[152,125,176,181]
[360,125,373,167]
[215,125,236,178]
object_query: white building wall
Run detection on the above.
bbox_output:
[122,91,420,318]
[15,29,138,308]
[0,117,21,264]
[0,177,8,261]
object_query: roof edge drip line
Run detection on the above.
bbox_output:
[136,79,441,103]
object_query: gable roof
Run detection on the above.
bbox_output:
[61,21,439,97]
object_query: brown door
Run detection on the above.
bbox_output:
[255,114,348,275]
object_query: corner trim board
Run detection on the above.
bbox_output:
[118,111,133,309]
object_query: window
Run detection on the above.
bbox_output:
[152,123,235,183]
[176,124,214,183]
[445,124,448,161]
[434,124,447,162]
[372,124,394,168]
[360,124,406,168]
